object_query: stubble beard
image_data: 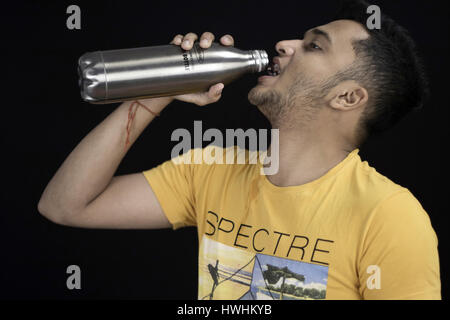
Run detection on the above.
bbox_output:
[248,74,322,129]
[248,85,287,127]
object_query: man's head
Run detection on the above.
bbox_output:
[248,0,429,147]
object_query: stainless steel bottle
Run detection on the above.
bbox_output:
[78,42,269,104]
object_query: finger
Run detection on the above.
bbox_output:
[209,83,224,98]
[197,84,223,106]
[220,34,234,46]
[170,34,183,45]
[182,32,199,50]
[199,31,215,49]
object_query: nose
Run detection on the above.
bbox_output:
[275,40,297,56]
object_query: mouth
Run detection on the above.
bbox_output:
[265,59,281,77]
[258,59,281,83]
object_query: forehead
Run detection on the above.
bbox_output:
[318,19,369,43]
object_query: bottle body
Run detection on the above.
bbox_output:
[78,42,268,104]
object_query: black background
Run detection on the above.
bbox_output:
[1,0,448,300]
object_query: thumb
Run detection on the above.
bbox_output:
[204,83,224,104]
[213,83,224,97]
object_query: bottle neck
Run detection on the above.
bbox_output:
[249,50,269,73]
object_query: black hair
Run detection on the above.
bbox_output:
[333,0,430,143]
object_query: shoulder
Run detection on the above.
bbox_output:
[352,154,406,195]
[344,153,435,236]
[346,153,413,214]
[354,160,437,246]
[369,189,434,236]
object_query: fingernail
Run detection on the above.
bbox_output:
[183,40,190,47]
[201,39,208,47]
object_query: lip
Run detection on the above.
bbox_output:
[258,75,279,82]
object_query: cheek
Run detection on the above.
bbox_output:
[282,63,317,86]
[291,56,334,82]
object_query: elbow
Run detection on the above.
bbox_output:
[37,196,72,226]
[37,196,50,218]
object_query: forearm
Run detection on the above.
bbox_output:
[38,97,173,218]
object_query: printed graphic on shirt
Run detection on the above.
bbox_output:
[199,236,329,300]
[199,236,255,300]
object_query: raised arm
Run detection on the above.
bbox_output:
[38,32,234,229]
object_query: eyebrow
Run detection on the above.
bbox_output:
[305,28,332,44]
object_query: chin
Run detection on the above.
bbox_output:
[248,85,277,107]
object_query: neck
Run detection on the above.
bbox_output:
[264,121,356,187]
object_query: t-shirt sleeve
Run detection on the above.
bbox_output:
[358,190,441,300]
[142,151,197,230]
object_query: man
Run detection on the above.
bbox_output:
[38,0,441,299]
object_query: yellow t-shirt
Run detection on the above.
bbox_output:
[143,146,441,300]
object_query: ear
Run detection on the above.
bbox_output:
[328,82,368,111]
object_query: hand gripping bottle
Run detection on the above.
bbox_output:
[78,42,269,104]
